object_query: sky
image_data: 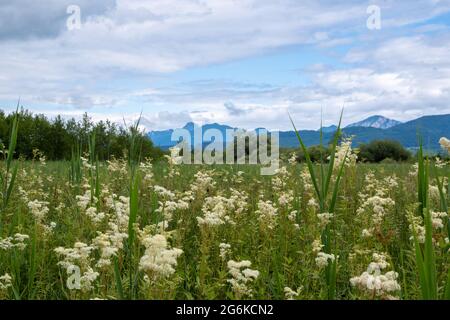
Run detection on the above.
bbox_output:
[0,0,450,130]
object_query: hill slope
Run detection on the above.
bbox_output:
[346,115,402,129]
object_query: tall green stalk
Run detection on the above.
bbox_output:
[88,131,100,206]
[289,110,348,299]
[69,141,82,185]
[412,142,438,299]
[0,107,20,233]
[125,115,144,299]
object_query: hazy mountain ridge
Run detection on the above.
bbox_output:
[346,115,402,129]
[148,114,450,151]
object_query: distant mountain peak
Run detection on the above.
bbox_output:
[319,125,338,133]
[346,115,401,129]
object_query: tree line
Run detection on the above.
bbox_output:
[0,109,164,161]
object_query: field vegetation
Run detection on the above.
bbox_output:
[0,112,449,300]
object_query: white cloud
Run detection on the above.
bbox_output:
[0,1,449,130]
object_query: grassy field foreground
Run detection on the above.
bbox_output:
[0,147,449,300]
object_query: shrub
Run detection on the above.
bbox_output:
[359,140,411,163]
[296,145,331,163]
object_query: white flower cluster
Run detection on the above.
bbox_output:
[85,206,106,224]
[197,192,245,227]
[284,286,302,300]
[429,185,447,201]
[288,152,297,165]
[271,166,295,209]
[54,242,94,269]
[408,163,419,177]
[165,147,183,165]
[227,260,259,298]
[107,158,128,177]
[331,137,358,168]
[140,159,154,183]
[439,137,450,153]
[190,170,216,196]
[0,233,29,251]
[219,243,231,260]
[105,193,130,232]
[312,239,324,253]
[278,190,294,208]
[0,273,12,291]
[315,252,336,269]
[431,211,448,230]
[434,157,447,169]
[229,188,248,216]
[92,225,128,268]
[317,212,334,227]
[408,211,448,244]
[255,200,278,230]
[139,234,183,280]
[81,156,95,170]
[407,213,426,243]
[272,166,289,193]
[356,172,396,234]
[28,199,50,222]
[76,188,96,210]
[154,185,190,222]
[54,242,99,292]
[301,167,314,194]
[313,236,336,268]
[350,253,400,299]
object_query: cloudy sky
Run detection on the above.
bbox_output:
[1,0,450,130]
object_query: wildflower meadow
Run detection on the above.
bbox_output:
[0,113,449,301]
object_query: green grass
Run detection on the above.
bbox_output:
[0,158,448,300]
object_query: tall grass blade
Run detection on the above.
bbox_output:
[288,113,321,204]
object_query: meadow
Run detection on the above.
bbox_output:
[0,116,449,300]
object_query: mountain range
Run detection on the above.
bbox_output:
[345,115,402,129]
[148,114,450,151]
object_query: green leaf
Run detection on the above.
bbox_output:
[114,257,124,300]
[288,113,321,204]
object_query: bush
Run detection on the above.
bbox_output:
[359,140,411,163]
[297,145,331,163]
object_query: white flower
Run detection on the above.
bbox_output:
[28,199,50,222]
[278,191,294,207]
[307,198,319,210]
[92,228,127,268]
[139,234,183,280]
[79,268,100,292]
[312,239,323,253]
[288,210,297,222]
[0,273,12,290]
[288,153,298,165]
[219,243,231,260]
[0,234,30,251]
[362,229,372,238]
[315,252,336,268]
[165,147,183,165]
[317,212,333,227]
[439,137,450,153]
[329,137,358,168]
[284,286,301,300]
[431,211,448,230]
[227,260,259,298]
[350,253,400,299]
[256,200,278,229]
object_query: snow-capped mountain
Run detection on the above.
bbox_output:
[346,115,402,129]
